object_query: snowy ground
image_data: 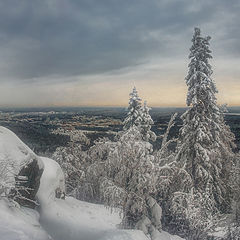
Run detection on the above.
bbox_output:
[0,199,51,240]
[38,157,185,240]
[0,127,184,240]
[36,157,149,240]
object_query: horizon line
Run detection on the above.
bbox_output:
[1,104,240,109]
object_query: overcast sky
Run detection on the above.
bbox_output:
[0,0,239,107]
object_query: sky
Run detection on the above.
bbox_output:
[0,0,239,107]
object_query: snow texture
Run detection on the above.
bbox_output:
[37,157,65,204]
[0,126,44,204]
[0,126,43,175]
[176,28,235,211]
[0,128,185,240]
[37,153,184,240]
[0,199,51,240]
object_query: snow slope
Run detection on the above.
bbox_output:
[0,127,184,240]
[37,157,184,240]
[0,199,51,240]
[37,157,124,240]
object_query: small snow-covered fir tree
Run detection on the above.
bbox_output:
[123,87,143,131]
[176,28,235,211]
[123,88,156,143]
[140,101,156,142]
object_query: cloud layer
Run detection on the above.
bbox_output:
[0,0,239,106]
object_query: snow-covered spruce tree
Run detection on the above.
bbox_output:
[99,126,162,238]
[140,101,156,142]
[123,87,143,131]
[123,87,156,142]
[176,28,236,211]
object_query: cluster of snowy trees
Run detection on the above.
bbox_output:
[52,28,239,240]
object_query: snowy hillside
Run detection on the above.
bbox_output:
[0,127,184,240]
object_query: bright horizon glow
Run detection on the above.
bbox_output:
[0,1,239,108]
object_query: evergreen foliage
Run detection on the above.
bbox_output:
[140,101,156,142]
[123,87,143,131]
[176,28,235,211]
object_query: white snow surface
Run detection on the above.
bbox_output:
[36,157,184,240]
[0,127,184,240]
[37,157,65,204]
[37,157,123,240]
[0,199,51,240]
[0,126,43,175]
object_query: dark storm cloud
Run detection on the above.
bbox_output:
[0,0,239,81]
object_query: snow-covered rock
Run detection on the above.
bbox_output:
[37,157,65,204]
[0,126,43,207]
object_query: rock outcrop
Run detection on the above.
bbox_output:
[0,127,44,207]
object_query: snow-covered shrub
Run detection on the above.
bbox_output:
[169,186,221,239]
[99,177,126,208]
[52,128,90,146]
[53,145,86,194]
[230,153,240,226]
[0,157,38,207]
[0,157,16,199]
[154,113,188,217]
[83,138,115,202]
[225,225,240,240]
[155,161,193,236]
[154,113,178,164]
[52,129,90,199]
[99,126,162,237]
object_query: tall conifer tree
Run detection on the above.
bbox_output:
[177,28,235,210]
